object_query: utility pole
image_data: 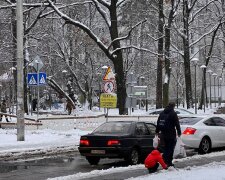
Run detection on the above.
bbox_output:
[16,0,25,141]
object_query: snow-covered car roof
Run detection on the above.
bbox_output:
[149,108,193,115]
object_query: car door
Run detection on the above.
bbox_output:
[211,117,225,146]
[204,118,222,147]
[135,122,154,156]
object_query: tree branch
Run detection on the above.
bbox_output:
[111,45,162,56]
[92,0,111,27]
[96,0,110,8]
[107,19,147,50]
[47,0,112,60]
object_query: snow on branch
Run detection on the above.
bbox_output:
[188,0,198,12]
[4,0,12,5]
[173,22,187,39]
[190,18,225,47]
[117,0,130,7]
[170,43,184,57]
[96,0,110,8]
[47,0,112,59]
[25,7,47,35]
[47,76,76,108]
[107,19,147,50]
[189,0,217,25]
[92,0,111,27]
[51,36,86,95]
[38,2,92,20]
[147,34,165,42]
[111,45,162,56]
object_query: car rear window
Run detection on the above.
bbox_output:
[179,117,203,125]
[92,122,132,134]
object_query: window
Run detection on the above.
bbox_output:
[204,119,216,126]
[146,123,156,135]
[212,117,225,127]
[180,117,203,125]
[93,122,131,134]
[135,123,149,135]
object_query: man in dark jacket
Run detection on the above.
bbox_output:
[155,102,181,167]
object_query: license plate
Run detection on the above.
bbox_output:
[91,150,105,154]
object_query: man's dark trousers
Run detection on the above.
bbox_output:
[163,138,177,166]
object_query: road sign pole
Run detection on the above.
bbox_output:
[106,108,109,122]
[37,63,39,122]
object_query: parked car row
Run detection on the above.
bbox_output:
[79,115,225,165]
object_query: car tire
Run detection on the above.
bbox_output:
[198,137,211,154]
[125,148,140,165]
[86,157,100,165]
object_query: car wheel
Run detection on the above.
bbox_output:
[86,157,100,165]
[198,137,211,154]
[126,148,140,165]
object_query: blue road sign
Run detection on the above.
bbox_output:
[27,73,38,86]
[27,72,47,86]
[38,72,47,85]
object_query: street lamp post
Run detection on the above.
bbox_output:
[200,65,206,113]
[206,70,213,109]
[220,77,223,104]
[212,73,217,107]
[0,84,2,101]
[62,70,68,111]
[191,58,199,114]
[218,77,223,106]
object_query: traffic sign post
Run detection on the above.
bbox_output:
[29,56,45,121]
[101,67,117,121]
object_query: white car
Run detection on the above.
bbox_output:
[180,116,225,154]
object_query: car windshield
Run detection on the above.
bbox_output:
[179,117,203,125]
[92,122,132,134]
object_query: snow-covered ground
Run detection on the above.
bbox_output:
[128,161,225,180]
[47,162,225,180]
[0,105,224,179]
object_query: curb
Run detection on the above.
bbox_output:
[0,145,79,161]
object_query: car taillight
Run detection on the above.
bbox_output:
[80,139,90,146]
[107,140,120,146]
[182,127,196,135]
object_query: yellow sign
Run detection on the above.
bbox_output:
[100,93,117,108]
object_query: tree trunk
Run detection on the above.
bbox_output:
[110,0,126,115]
[163,0,175,107]
[156,0,164,109]
[182,0,193,109]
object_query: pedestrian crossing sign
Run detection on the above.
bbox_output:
[38,72,47,85]
[27,72,47,86]
[27,73,38,86]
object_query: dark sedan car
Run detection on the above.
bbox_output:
[78,121,157,165]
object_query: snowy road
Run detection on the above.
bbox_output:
[0,153,130,180]
[0,150,225,180]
